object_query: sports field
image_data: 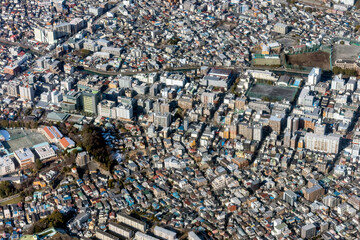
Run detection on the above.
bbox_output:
[4,128,47,152]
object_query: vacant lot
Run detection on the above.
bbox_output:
[332,44,360,63]
[286,51,330,70]
[246,84,298,102]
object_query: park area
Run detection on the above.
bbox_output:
[246,84,298,102]
[285,51,330,70]
[2,128,47,152]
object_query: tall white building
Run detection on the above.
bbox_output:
[307,68,322,85]
[40,92,51,102]
[331,75,345,91]
[0,156,16,176]
[98,100,117,118]
[116,104,133,120]
[304,133,340,154]
[19,85,35,101]
[51,90,63,104]
[253,124,263,141]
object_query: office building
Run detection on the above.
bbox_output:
[61,91,82,112]
[82,90,101,114]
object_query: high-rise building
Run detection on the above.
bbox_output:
[0,156,16,176]
[307,68,322,85]
[51,90,63,104]
[116,104,133,121]
[301,224,316,239]
[323,195,340,208]
[230,124,237,139]
[253,124,263,141]
[97,100,116,118]
[283,190,297,206]
[82,90,101,114]
[76,152,90,167]
[19,85,35,101]
[304,184,325,202]
[62,91,82,112]
[304,133,340,154]
[154,112,171,128]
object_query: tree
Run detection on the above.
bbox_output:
[332,66,342,75]
[35,159,43,170]
[32,211,66,233]
[0,181,18,198]
[108,179,116,189]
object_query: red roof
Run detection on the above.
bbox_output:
[44,127,55,139]
[60,137,70,148]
